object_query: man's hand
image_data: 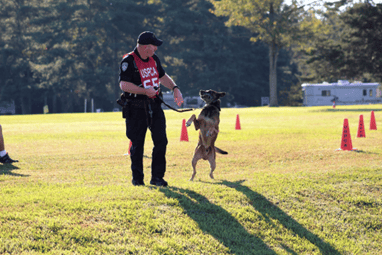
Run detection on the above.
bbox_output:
[159,74,184,106]
[174,88,184,106]
[145,87,158,98]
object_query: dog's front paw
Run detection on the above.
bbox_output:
[186,115,196,127]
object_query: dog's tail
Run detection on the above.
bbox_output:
[215,147,228,155]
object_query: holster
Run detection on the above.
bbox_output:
[122,104,130,119]
[117,93,162,119]
[117,93,130,119]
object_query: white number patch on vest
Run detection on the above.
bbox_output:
[143,77,159,89]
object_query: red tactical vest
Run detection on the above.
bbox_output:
[128,51,160,91]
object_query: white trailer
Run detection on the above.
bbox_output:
[302,80,382,106]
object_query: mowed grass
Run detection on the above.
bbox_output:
[0,105,381,254]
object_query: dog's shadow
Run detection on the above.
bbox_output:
[159,186,277,254]
[202,180,342,255]
[0,164,29,178]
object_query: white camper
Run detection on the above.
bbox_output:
[302,80,381,106]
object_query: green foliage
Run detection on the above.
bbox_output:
[0,0,39,114]
[279,82,302,106]
[159,0,277,106]
[210,0,306,106]
[0,0,301,111]
[0,0,163,113]
[295,2,382,84]
[339,3,382,81]
[0,0,381,112]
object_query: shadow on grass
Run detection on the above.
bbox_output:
[316,108,381,112]
[354,150,380,155]
[215,180,342,255]
[0,164,29,177]
[158,186,277,255]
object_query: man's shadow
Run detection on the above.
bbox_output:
[211,180,342,255]
[159,186,277,254]
[0,164,29,177]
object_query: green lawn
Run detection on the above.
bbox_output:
[0,105,381,254]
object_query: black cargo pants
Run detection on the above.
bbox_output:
[125,100,168,182]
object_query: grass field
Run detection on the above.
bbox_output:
[0,105,381,254]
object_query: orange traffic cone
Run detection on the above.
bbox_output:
[180,119,189,141]
[128,140,132,154]
[124,140,133,156]
[235,114,241,130]
[337,118,357,151]
[357,115,366,138]
[370,111,377,130]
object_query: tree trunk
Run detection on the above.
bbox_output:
[269,42,279,106]
[113,33,120,106]
[52,89,57,113]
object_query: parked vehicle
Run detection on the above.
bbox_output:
[302,80,382,106]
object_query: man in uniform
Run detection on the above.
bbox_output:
[119,31,183,187]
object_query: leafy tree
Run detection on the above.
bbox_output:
[210,0,305,106]
[293,9,343,83]
[29,0,161,113]
[0,0,302,114]
[106,0,163,105]
[29,0,83,113]
[159,0,240,98]
[159,0,289,106]
[0,0,41,114]
[339,2,382,82]
[294,2,381,84]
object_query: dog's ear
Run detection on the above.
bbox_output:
[219,92,226,98]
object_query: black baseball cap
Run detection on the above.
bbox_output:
[137,31,163,46]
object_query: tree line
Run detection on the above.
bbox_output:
[0,0,381,114]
